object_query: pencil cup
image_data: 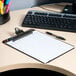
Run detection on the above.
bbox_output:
[0,12,10,25]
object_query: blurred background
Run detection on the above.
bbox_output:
[10,0,60,11]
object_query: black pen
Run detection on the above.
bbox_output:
[46,32,66,40]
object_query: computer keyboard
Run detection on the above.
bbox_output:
[22,10,76,32]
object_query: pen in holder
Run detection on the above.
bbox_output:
[0,12,10,25]
[0,0,11,25]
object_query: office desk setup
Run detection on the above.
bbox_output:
[0,6,76,75]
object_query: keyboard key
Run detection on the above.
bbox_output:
[35,12,47,15]
[63,15,76,18]
[49,13,61,17]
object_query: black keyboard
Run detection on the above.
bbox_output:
[22,10,76,32]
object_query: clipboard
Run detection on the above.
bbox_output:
[3,29,74,63]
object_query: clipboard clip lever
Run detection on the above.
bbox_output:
[13,27,35,41]
[15,27,24,35]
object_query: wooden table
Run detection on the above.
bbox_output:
[0,7,76,75]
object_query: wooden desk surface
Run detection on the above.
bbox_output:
[0,7,76,75]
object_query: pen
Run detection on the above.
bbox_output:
[46,32,66,40]
[0,0,2,14]
[5,0,10,5]
[5,0,11,13]
[0,0,4,15]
